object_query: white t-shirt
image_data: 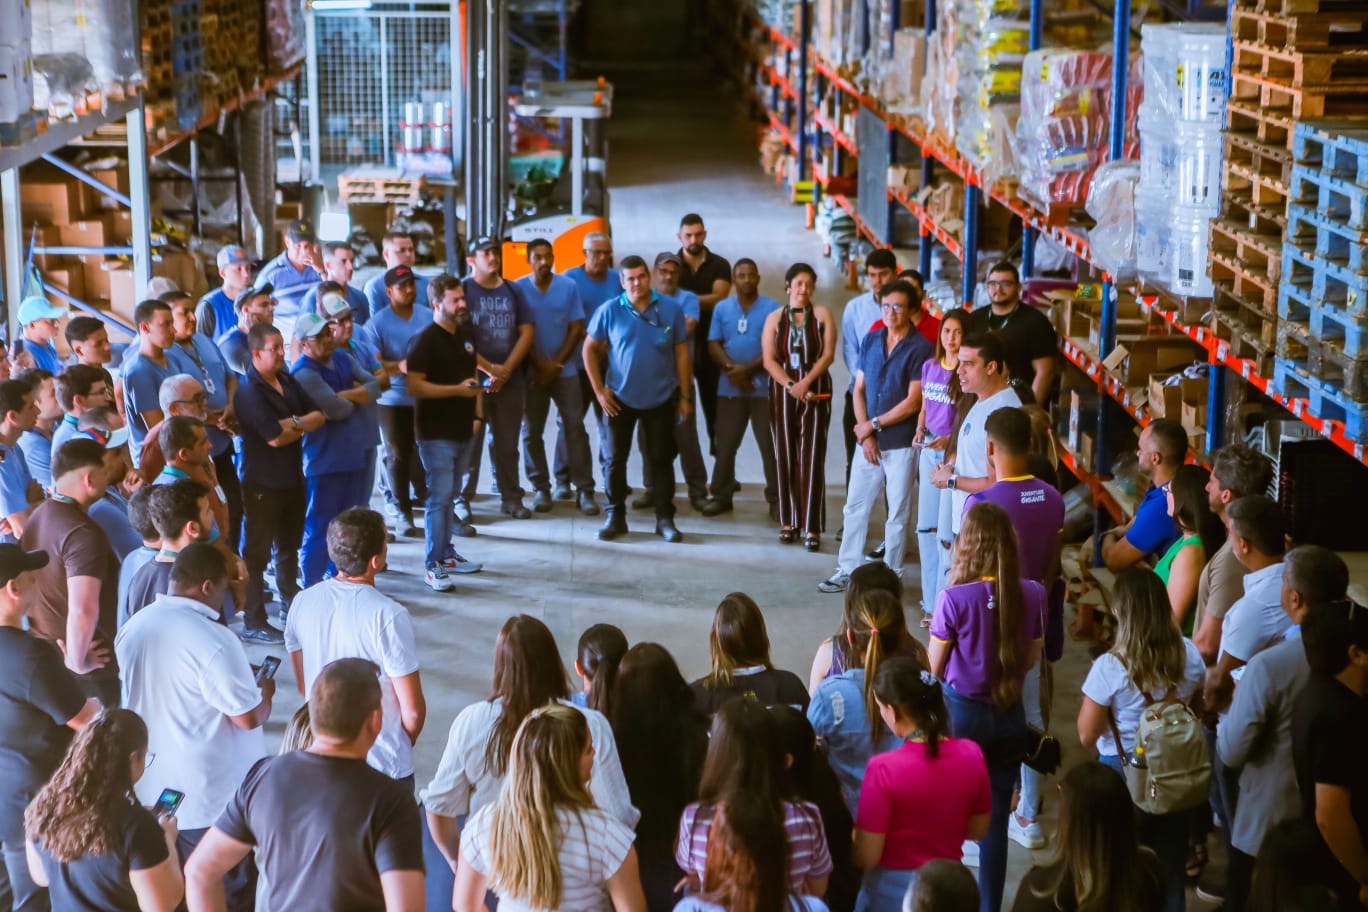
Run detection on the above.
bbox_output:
[115,594,266,829]
[1082,638,1205,757]
[420,698,639,828]
[461,804,635,912]
[952,386,1022,533]
[1218,562,1289,664]
[284,578,420,778]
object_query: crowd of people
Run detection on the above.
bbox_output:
[0,215,1363,912]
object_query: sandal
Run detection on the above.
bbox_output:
[804,534,821,552]
[779,528,797,544]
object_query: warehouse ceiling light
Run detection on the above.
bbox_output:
[310,0,373,10]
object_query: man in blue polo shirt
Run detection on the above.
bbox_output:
[122,298,195,464]
[300,243,372,326]
[1099,418,1186,572]
[196,245,253,342]
[290,314,382,587]
[516,238,598,517]
[558,231,620,496]
[53,364,112,457]
[319,290,386,509]
[233,322,326,642]
[15,297,67,375]
[820,280,933,593]
[705,257,781,516]
[362,231,430,319]
[218,285,275,377]
[252,220,323,340]
[583,255,692,543]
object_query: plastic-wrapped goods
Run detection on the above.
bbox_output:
[953,0,1029,173]
[1014,49,1114,211]
[920,0,960,143]
[1086,159,1140,282]
[30,0,141,114]
[265,0,305,72]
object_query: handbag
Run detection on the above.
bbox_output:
[1022,657,1061,774]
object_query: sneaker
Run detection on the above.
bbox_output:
[239,626,285,645]
[441,554,483,574]
[866,541,886,561]
[532,490,553,513]
[424,567,456,592]
[1194,879,1225,905]
[501,501,533,519]
[266,609,287,632]
[960,840,980,867]
[1008,813,1046,850]
[453,521,477,538]
[453,498,473,523]
[553,483,574,501]
[817,572,850,594]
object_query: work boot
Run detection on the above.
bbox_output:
[655,517,683,543]
[597,509,628,540]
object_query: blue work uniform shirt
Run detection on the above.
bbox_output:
[340,341,383,449]
[563,266,621,320]
[17,429,53,491]
[89,488,143,561]
[587,293,687,411]
[1126,480,1181,560]
[463,277,534,369]
[857,327,934,451]
[195,288,237,342]
[300,282,371,326]
[0,443,33,542]
[361,304,430,407]
[233,367,315,489]
[363,271,430,319]
[172,335,233,457]
[218,328,251,377]
[122,346,196,463]
[51,415,80,458]
[253,251,321,320]
[290,352,375,476]
[708,294,782,398]
[23,338,62,375]
[516,273,585,378]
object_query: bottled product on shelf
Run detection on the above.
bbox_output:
[953,0,1030,180]
[30,0,141,117]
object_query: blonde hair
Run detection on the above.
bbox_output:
[845,590,907,745]
[485,704,595,909]
[1110,568,1188,695]
[1021,404,1059,472]
[949,502,1027,709]
[280,704,313,753]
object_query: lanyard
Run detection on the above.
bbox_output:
[619,293,664,328]
[161,465,190,481]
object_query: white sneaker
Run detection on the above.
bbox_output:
[441,555,483,574]
[424,567,456,592]
[960,839,980,867]
[1008,813,1046,849]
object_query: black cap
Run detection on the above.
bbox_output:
[0,544,49,587]
[234,284,272,314]
[286,219,316,243]
[471,236,504,253]
[384,266,416,288]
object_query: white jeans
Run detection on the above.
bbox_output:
[836,445,917,576]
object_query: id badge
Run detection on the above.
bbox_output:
[789,351,801,371]
[202,377,217,395]
[737,317,748,334]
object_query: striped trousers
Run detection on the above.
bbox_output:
[770,387,830,534]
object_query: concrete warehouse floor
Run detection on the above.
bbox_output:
[252,62,1226,908]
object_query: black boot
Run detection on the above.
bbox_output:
[655,517,683,543]
[597,509,628,540]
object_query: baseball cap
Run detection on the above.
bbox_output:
[286,220,316,243]
[470,236,504,253]
[146,277,180,298]
[16,296,67,326]
[384,266,416,288]
[77,423,130,451]
[234,284,273,313]
[0,544,48,587]
[318,292,351,320]
[294,313,331,340]
[654,251,682,268]
[217,245,251,270]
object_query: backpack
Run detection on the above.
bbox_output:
[1108,690,1211,815]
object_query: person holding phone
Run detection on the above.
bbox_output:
[914,309,967,621]
[25,709,184,911]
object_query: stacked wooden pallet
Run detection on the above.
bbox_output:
[1274,121,1368,440]
[1210,0,1368,377]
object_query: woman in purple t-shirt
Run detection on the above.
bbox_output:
[928,502,1046,912]
[914,309,969,623]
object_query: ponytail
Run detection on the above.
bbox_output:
[854,590,907,746]
[576,624,628,716]
[873,657,949,758]
[952,502,1029,710]
[990,539,1025,711]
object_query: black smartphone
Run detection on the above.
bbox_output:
[256,655,281,683]
[151,788,184,820]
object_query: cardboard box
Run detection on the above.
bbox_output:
[886,164,921,190]
[43,265,83,305]
[0,42,34,124]
[77,162,130,215]
[1148,373,1206,420]
[106,267,137,323]
[58,220,109,266]
[153,250,208,297]
[882,29,925,105]
[29,224,62,269]
[84,259,115,300]
[20,170,81,225]
[103,209,133,244]
[1103,337,1205,386]
[1182,399,1207,430]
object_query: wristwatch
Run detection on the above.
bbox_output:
[290,415,301,430]
[681,392,694,403]
[871,417,883,433]
[948,474,959,490]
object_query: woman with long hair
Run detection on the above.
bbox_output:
[808,589,909,813]
[772,706,858,912]
[928,502,1045,912]
[914,307,968,621]
[454,704,647,912]
[853,657,991,912]
[762,262,837,551]
[424,615,638,896]
[674,792,830,912]
[1076,568,1206,912]
[25,709,183,911]
[573,623,629,713]
[1019,404,1060,491]
[1154,465,1223,634]
[692,593,809,715]
[1010,761,1164,912]
[609,643,709,911]
[807,562,928,691]
[677,699,832,897]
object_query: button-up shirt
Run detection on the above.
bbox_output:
[232,367,316,489]
[1218,561,1290,665]
[857,327,933,451]
[253,251,321,319]
[840,292,882,393]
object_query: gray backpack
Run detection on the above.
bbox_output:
[1108,690,1211,815]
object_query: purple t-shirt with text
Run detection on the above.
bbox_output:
[964,477,1065,583]
[921,358,957,438]
[930,578,1046,702]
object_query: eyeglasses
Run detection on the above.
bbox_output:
[144,751,156,769]
[881,302,906,313]
[985,280,1017,289]
[173,393,209,406]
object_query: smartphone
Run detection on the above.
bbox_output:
[256,655,281,683]
[151,788,184,820]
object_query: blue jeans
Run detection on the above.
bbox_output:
[302,469,365,587]
[943,684,1026,912]
[419,439,475,569]
[1099,755,1191,912]
[916,446,945,613]
[856,866,916,912]
[1019,663,1045,823]
[2,840,46,910]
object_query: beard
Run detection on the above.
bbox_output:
[452,308,472,326]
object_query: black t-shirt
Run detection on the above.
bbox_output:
[689,667,811,717]
[0,628,84,840]
[216,751,424,911]
[678,248,732,350]
[36,800,169,911]
[405,321,478,442]
[123,559,173,622]
[1010,857,1164,911]
[969,303,1058,403]
[1293,673,1368,903]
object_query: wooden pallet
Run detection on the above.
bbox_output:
[1212,309,1279,378]
[1231,6,1368,48]
[1221,187,1288,239]
[337,168,427,203]
[1287,203,1368,273]
[1273,337,1368,401]
[1209,217,1284,283]
[1224,131,1294,188]
[1210,257,1280,314]
[1243,0,1368,14]
[1293,120,1368,183]
[1232,40,1368,87]
[1290,164,1368,229]
[1281,243,1368,312]
[1280,283,1368,358]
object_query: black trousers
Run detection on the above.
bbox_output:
[378,405,426,515]
[212,448,243,553]
[606,398,677,519]
[694,328,719,453]
[242,482,305,629]
[842,389,859,483]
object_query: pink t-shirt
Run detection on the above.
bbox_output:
[929,578,1046,702]
[856,737,991,869]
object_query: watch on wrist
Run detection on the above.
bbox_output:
[786,380,795,390]
[290,415,301,430]
[871,417,883,433]
[948,474,959,490]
